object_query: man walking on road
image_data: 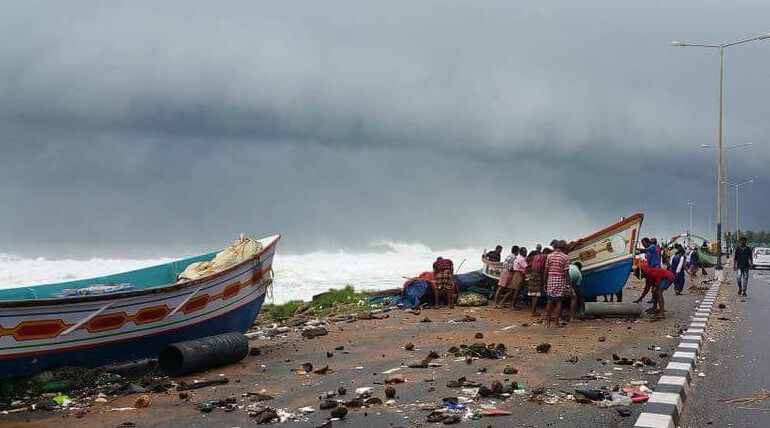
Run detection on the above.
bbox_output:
[734,236,753,296]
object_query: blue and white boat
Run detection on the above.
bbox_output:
[566,214,643,298]
[0,235,279,379]
[482,214,643,298]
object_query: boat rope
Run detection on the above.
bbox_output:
[265,269,275,302]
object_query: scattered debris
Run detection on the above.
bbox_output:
[503,365,518,375]
[134,394,150,408]
[617,408,632,417]
[247,404,279,423]
[385,386,396,399]
[536,343,551,353]
[330,406,348,418]
[721,389,770,404]
[407,360,429,368]
[313,365,332,375]
[177,377,229,391]
[405,342,415,351]
[319,400,338,410]
[302,326,329,339]
[384,374,406,384]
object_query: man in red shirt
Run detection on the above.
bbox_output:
[640,264,675,318]
[432,257,457,308]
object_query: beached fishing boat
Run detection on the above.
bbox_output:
[0,235,279,379]
[482,214,643,298]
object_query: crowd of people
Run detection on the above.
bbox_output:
[480,240,583,328]
[633,236,720,318]
[427,234,736,324]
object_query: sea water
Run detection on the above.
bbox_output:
[0,242,483,304]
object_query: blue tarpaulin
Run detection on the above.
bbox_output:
[393,279,431,309]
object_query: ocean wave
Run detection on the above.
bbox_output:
[0,244,483,304]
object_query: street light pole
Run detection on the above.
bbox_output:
[672,33,770,268]
[700,142,752,245]
[717,45,724,262]
[723,180,754,241]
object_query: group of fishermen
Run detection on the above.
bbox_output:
[475,240,583,327]
[428,233,734,323]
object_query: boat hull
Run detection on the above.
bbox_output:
[0,236,278,379]
[0,293,266,378]
[481,215,643,298]
[579,257,633,297]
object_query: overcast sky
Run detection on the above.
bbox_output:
[1,1,769,253]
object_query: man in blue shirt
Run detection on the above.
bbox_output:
[642,238,660,268]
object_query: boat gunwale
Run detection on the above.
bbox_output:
[571,213,644,247]
[0,235,280,309]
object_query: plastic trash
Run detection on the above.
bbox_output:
[355,387,373,396]
[52,394,71,405]
[39,380,74,393]
[441,398,467,411]
[598,392,632,407]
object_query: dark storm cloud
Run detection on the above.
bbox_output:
[1,1,769,252]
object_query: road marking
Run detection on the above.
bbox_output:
[634,412,676,428]
[666,362,693,372]
[672,351,696,360]
[658,375,688,386]
[678,342,699,351]
[649,391,683,413]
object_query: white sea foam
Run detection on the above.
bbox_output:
[0,242,483,304]
[0,253,175,288]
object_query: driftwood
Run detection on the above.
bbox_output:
[721,388,770,404]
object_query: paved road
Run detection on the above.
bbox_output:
[679,269,770,427]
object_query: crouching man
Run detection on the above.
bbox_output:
[640,264,675,319]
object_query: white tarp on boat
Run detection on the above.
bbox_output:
[177,235,262,282]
